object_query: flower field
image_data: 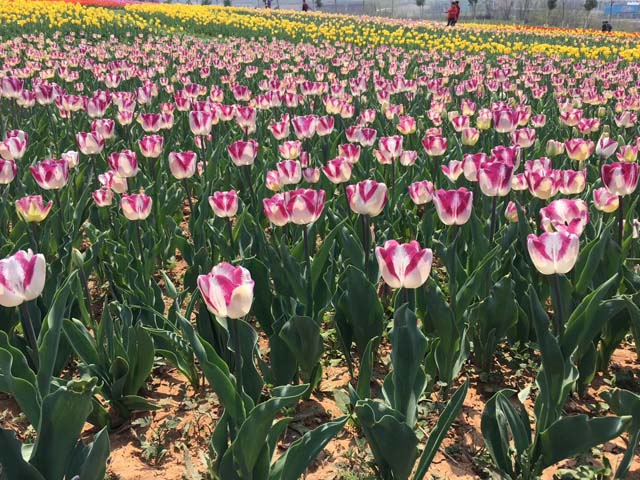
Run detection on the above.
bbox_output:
[0,1,639,479]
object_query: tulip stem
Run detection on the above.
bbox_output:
[135,221,145,264]
[19,303,39,370]
[617,195,624,246]
[361,215,370,267]
[182,179,195,221]
[243,165,255,211]
[230,317,244,403]
[489,196,498,243]
[27,223,39,252]
[227,218,234,252]
[303,225,313,315]
[550,274,564,337]
[90,155,100,187]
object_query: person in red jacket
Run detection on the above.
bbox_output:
[446,1,460,26]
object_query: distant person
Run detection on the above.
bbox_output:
[446,1,460,26]
[265,0,271,8]
[302,0,309,10]
[601,20,612,32]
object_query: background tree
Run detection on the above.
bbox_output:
[547,0,557,23]
[584,0,598,26]
[315,0,323,8]
[468,0,478,19]
[416,0,426,17]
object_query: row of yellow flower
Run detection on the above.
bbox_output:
[2,0,640,60]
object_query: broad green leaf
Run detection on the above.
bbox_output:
[415,380,469,480]
[270,416,348,480]
[0,427,44,480]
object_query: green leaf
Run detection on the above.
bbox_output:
[0,427,44,480]
[177,312,245,422]
[279,316,323,381]
[37,274,75,399]
[0,332,40,427]
[335,266,384,358]
[354,400,418,480]
[221,384,308,478]
[66,427,110,480]
[356,336,378,400]
[30,380,96,479]
[539,415,630,469]
[601,388,640,479]
[269,416,348,480]
[388,305,427,427]
[415,380,469,480]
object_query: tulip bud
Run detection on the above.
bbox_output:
[16,195,53,223]
[92,188,114,207]
[593,187,619,213]
[408,180,434,205]
[120,193,152,220]
[168,151,197,179]
[375,240,433,289]
[432,188,473,225]
[346,180,388,217]
[228,139,258,167]
[0,250,46,307]
[198,262,254,319]
[209,190,238,218]
[527,231,579,275]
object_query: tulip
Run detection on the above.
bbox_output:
[60,151,79,169]
[422,135,447,157]
[378,136,404,163]
[120,193,152,221]
[266,170,281,192]
[432,188,473,226]
[16,195,52,223]
[492,108,518,133]
[91,118,115,140]
[530,114,546,128]
[0,137,27,160]
[168,151,197,180]
[338,144,361,164]
[263,193,290,226]
[462,153,489,182]
[492,145,520,167]
[322,158,353,184]
[510,128,536,148]
[108,150,138,178]
[478,162,513,197]
[198,262,254,319]
[408,180,434,205]
[397,116,417,135]
[358,128,377,147]
[30,159,69,190]
[292,115,317,139]
[546,139,565,157]
[99,170,128,194]
[527,231,579,275]
[461,128,480,146]
[593,187,619,213]
[565,139,595,162]
[346,180,388,217]
[303,167,321,184]
[139,135,163,159]
[540,199,590,237]
[316,116,334,136]
[596,136,618,159]
[476,108,492,130]
[601,162,639,196]
[277,160,302,186]
[505,201,521,223]
[278,140,302,160]
[227,139,258,167]
[209,190,239,218]
[559,169,587,195]
[451,115,470,133]
[525,168,560,200]
[441,160,464,182]
[399,150,418,167]
[269,119,290,140]
[76,131,105,155]
[375,240,433,289]
[0,249,46,307]
[92,188,114,207]
[616,145,638,163]
[287,188,326,225]
[511,173,528,191]
[0,158,17,184]
[189,111,214,136]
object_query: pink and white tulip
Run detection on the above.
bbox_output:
[198,262,254,319]
[0,250,46,307]
[375,240,433,289]
[527,231,580,275]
